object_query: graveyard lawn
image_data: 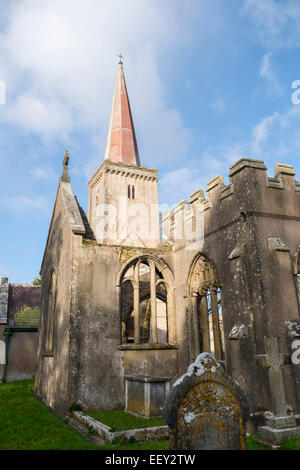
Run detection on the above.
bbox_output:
[86,409,165,431]
[0,378,299,450]
[0,378,167,450]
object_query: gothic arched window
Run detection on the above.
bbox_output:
[188,253,225,362]
[44,270,56,355]
[118,256,175,345]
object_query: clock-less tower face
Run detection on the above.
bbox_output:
[88,160,160,248]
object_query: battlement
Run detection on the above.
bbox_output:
[162,158,300,245]
[88,160,158,190]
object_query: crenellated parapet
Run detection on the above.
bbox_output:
[162,158,300,246]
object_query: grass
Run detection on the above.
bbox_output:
[0,378,300,450]
[0,378,98,450]
[86,409,165,431]
[246,435,271,450]
[280,437,300,450]
[0,378,168,450]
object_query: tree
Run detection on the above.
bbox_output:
[32,275,42,286]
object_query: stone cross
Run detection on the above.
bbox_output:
[257,337,288,417]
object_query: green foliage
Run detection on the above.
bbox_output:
[246,435,270,450]
[87,425,96,436]
[82,238,99,246]
[111,433,127,445]
[86,409,166,431]
[279,437,300,450]
[14,306,39,327]
[68,402,82,414]
[32,276,42,286]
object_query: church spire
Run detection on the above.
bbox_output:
[104,59,140,166]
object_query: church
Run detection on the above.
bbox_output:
[35,60,300,431]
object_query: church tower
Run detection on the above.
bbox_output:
[88,60,160,248]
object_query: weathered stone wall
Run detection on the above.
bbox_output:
[68,242,179,410]
[5,332,39,381]
[0,282,40,382]
[37,157,300,427]
[35,182,76,416]
[162,158,300,424]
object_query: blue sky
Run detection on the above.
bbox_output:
[1,0,300,283]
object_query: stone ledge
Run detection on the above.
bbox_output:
[118,343,178,351]
[258,425,300,444]
[266,415,296,429]
[71,411,169,444]
[267,177,284,190]
[267,237,289,252]
[124,375,170,383]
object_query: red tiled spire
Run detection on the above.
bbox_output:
[104,60,140,166]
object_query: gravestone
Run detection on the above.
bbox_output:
[163,352,250,450]
[257,337,300,443]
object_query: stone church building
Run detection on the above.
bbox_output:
[35,61,300,429]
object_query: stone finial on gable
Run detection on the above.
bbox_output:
[60,150,71,183]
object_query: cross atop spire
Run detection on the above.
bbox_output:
[118,53,124,64]
[104,61,140,166]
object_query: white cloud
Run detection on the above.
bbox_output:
[210,97,226,114]
[250,105,300,159]
[159,167,205,206]
[30,166,57,180]
[158,145,243,206]
[251,112,279,154]
[160,99,300,208]
[0,0,197,166]
[243,0,300,48]
[2,196,49,214]
[2,93,72,137]
[259,52,282,95]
